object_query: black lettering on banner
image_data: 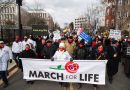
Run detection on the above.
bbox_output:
[57,73,64,80]
[29,71,37,78]
[45,72,50,79]
[85,74,87,81]
[38,71,44,78]
[94,74,99,82]
[80,74,84,81]
[51,72,56,79]
[88,74,93,81]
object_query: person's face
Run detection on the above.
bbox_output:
[79,44,84,48]
[59,47,65,51]
[25,45,30,51]
[68,39,73,43]
[42,40,46,45]
[0,43,4,48]
[47,43,52,47]
[15,36,20,42]
[98,45,103,53]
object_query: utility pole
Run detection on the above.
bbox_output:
[115,0,119,30]
[16,0,22,38]
[0,25,3,40]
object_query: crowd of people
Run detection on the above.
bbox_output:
[0,32,130,90]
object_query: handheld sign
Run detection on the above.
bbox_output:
[79,32,92,43]
[32,25,48,36]
[109,29,121,40]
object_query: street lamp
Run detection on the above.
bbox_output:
[16,0,22,38]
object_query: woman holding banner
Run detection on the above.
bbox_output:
[91,41,106,90]
[19,44,36,84]
[53,42,72,90]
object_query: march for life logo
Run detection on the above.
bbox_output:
[50,61,79,74]
[65,61,79,73]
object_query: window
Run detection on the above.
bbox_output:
[112,8,115,15]
[107,8,110,16]
[118,11,122,19]
[126,12,129,17]
[118,0,122,5]
[111,19,114,26]
[106,20,109,27]
[127,0,130,4]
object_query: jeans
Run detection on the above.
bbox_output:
[0,71,8,84]
[13,53,20,66]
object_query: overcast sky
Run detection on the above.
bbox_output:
[24,0,101,28]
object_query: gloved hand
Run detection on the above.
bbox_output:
[10,59,12,63]
[51,57,54,61]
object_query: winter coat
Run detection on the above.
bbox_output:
[0,46,13,71]
[65,41,76,56]
[73,46,89,60]
[12,41,22,53]
[53,50,71,61]
[104,45,119,77]
[42,45,57,59]
[19,49,36,58]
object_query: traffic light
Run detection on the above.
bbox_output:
[16,0,22,6]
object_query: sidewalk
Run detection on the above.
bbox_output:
[8,60,17,72]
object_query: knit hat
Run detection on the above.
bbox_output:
[24,36,27,39]
[59,43,65,48]
[0,41,4,44]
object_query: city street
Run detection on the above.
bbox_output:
[0,0,130,90]
[0,63,130,90]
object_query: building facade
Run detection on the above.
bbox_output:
[0,2,18,25]
[28,9,54,30]
[116,0,130,32]
[104,0,116,29]
[74,16,87,30]
[0,2,54,30]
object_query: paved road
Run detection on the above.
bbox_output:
[0,63,130,90]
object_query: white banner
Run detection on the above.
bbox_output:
[21,59,107,85]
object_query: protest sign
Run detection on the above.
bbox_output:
[79,32,92,43]
[109,29,121,40]
[32,25,48,36]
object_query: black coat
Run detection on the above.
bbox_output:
[73,46,89,60]
[19,49,36,58]
[104,45,119,78]
[19,49,36,71]
[42,45,57,59]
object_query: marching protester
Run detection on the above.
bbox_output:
[73,39,89,90]
[73,39,89,60]
[43,40,57,59]
[53,42,71,90]
[92,41,106,90]
[0,41,13,88]
[104,39,119,84]
[36,36,42,58]
[65,36,76,57]
[39,39,46,59]
[19,44,36,84]
[12,35,22,67]
[22,36,29,51]
[124,38,130,78]
[27,35,37,52]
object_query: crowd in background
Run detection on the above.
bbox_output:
[0,32,130,90]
